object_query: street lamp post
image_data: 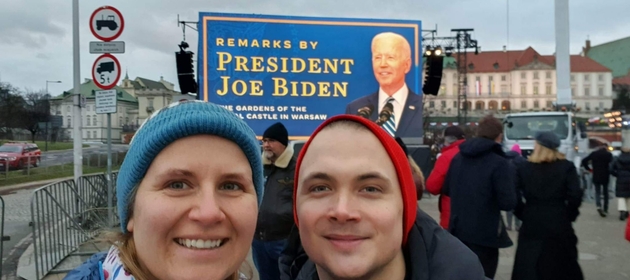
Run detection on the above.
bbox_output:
[45,80,62,151]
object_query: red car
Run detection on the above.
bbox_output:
[0,142,41,170]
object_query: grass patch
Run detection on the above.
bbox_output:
[0,164,120,187]
[0,139,89,151]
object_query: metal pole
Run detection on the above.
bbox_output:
[107,113,113,227]
[555,0,571,107]
[72,0,83,182]
[45,82,49,151]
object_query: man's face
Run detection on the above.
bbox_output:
[262,138,285,161]
[372,38,411,91]
[296,125,405,279]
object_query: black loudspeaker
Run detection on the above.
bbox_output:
[175,51,198,94]
[407,144,434,179]
[422,56,444,96]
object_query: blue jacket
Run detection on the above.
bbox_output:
[64,252,107,280]
[444,138,517,248]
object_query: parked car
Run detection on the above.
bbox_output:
[0,142,41,170]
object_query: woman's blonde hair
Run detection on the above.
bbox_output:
[528,142,566,163]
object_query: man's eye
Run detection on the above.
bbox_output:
[361,186,381,193]
[169,181,189,190]
[311,186,330,193]
[219,183,242,191]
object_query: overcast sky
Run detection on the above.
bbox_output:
[1,0,629,93]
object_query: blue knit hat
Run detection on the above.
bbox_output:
[116,100,263,233]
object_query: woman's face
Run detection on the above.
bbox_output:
[127,135,258,280]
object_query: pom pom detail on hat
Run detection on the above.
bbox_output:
[116,100,264,233]
[293,114,418,245]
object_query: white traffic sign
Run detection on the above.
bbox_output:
[89,41,125,54]
[95,89,118,114]
[92,54,121,90]
[89,6,124,42]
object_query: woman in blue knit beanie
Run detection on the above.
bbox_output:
[66,100,264,280]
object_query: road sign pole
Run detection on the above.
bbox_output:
[107,112,113,227]
[72,0,83,182]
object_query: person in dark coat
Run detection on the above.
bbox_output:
[280,115,487,280]
[505,144,527,231]
[581,143,613,217]
[443,115,517,279]
[512,131,584,280]
[611,147,630,221]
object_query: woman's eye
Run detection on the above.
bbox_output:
[168,181,189,190]
[220,183,242,191]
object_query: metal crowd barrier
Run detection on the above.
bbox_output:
[30,172,119,279]
[0,196,5,276]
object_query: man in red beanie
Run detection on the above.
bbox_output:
[279,115,486,280]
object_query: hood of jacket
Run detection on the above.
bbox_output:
[279,208,486,280]
[458,137,505,158]
[441,139,465,154]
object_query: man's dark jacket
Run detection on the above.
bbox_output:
[444,137,517,248]
[581,147,613,184]
[278,208,488,280]
[344,90,424,138]
[255,145,297,241]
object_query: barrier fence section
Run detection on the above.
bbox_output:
[0,196,4,276]
[30,172,118,279]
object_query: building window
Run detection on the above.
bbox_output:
[598,74,604,81]
[119,116,123,125]
[87,131,91,139]
[93,131,98,139]
[501,85,508,94]
[546,84,552,95]
[521,72,526,79]
[429,101,435,108]
[546,101,553,108]
[439,85,446,96]
[501,75,506,81]
[126,117,129,124]
[584,74,590,81]
[67,117,71,127]
[148,98,154,108]
[453,73,457,80]
[585,102,590,110]
[440,100,446,108]
[600,102,604,110]
[93,115,97,126]
[534,100,539,108]
[571,87,576,96]
[521,101,527,109]
[521,84,526,95]
[475,76,480,82]
[533,84,539,95]
[533,72,539,79]
[67,105,71,113]
[453,101,458,108]
[489,76,494,82]
[546,71,551,79]
[571,75,575,81]
[87,117,91,126]
[584,87,590,96]
[598,87,604,96]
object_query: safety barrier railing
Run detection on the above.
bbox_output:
[0,196,5,276]
[30,172,119,279]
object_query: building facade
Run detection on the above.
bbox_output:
[424,47,614,118]
[50,75,179,144]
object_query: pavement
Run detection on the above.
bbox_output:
[2,189,629,279]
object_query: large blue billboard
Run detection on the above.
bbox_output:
[198,12,423,139]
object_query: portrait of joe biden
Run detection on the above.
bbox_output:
[345,32,424,138]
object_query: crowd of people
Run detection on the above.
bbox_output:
[61,100,630,280]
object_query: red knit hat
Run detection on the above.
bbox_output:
[293,114,418,245]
